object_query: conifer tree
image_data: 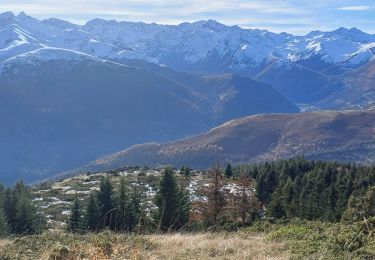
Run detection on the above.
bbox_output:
[116,176,131,231]
[225,163,233,179]
[3,189,17,232]
[180,166,191,177]
[176,185,190,229]
[155,167,190,231]
[97,177,115,229]
[0,184,7,236]
[128,187,142,232]
[15,192,38,234]
[84,193,99,232]
[2,181,41,235]
[69,195,82,232]
[0,208,7,236]
[267,188,286,219]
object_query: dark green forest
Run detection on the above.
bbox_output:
[235,158,375,222]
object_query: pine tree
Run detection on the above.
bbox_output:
[68,195,82,232]
[176,186,190,230]
[180,166,191,177]
[283,177,295,218]
[116,177,131,231]
[97,177,115,229]
[256,171,268,204]
[155,167,190,231]
[0,208,7,236]
[225,163,233,179]
[15,192,37,234]
[84,193,99,232]
[267,188,286,219]
[0,184,7,236]
[3,189,17,232]
[128,187,142,232]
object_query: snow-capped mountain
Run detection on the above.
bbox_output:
[1,12,375,75]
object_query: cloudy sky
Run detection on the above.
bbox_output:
[1,0,375,34]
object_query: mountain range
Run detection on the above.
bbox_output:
[1,12,375,184]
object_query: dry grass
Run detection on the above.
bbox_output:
[0,232,290,260]
[143,232,289,260]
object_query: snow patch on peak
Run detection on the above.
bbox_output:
[0,47,102,72]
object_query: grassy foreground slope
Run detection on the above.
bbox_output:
[1,220,374,259]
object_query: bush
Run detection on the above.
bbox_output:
[327,226,367,253]
[267,225,312,241]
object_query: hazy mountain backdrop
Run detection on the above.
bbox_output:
[1,12,375,184]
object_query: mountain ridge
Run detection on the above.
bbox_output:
[52,109,375,180]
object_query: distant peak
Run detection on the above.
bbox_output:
[0,11,15,17]
[306,30,324,37]
[16,11,35,21]
[349,27,364,33]
[0,11,15,20]
[192,19,226,30]
[17,11,28,18]
[330,26,369,39]
[85,18,117,26]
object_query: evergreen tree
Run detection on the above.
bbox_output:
[0,208,7,236]
[15,192,37,234]
[176,186,190,229]
[155,167,190,231]
[97,177,115,229]
[128,187,142,232]
[84,193,99,232]
[3,189,16,232]
[0,184,7,236]
[225,163,234,179]
[267,188,286,219]
[1,181,41,235]
[256,171,268,204]
[179,166,191,177]
[116,177,131,231]
[68,195,82,232]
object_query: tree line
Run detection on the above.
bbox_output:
[235,157,375,222]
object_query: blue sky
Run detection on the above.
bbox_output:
[1,0,375,34]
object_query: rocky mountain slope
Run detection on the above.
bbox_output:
[60,109,375,177]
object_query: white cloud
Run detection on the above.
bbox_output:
[338,5,372,11]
